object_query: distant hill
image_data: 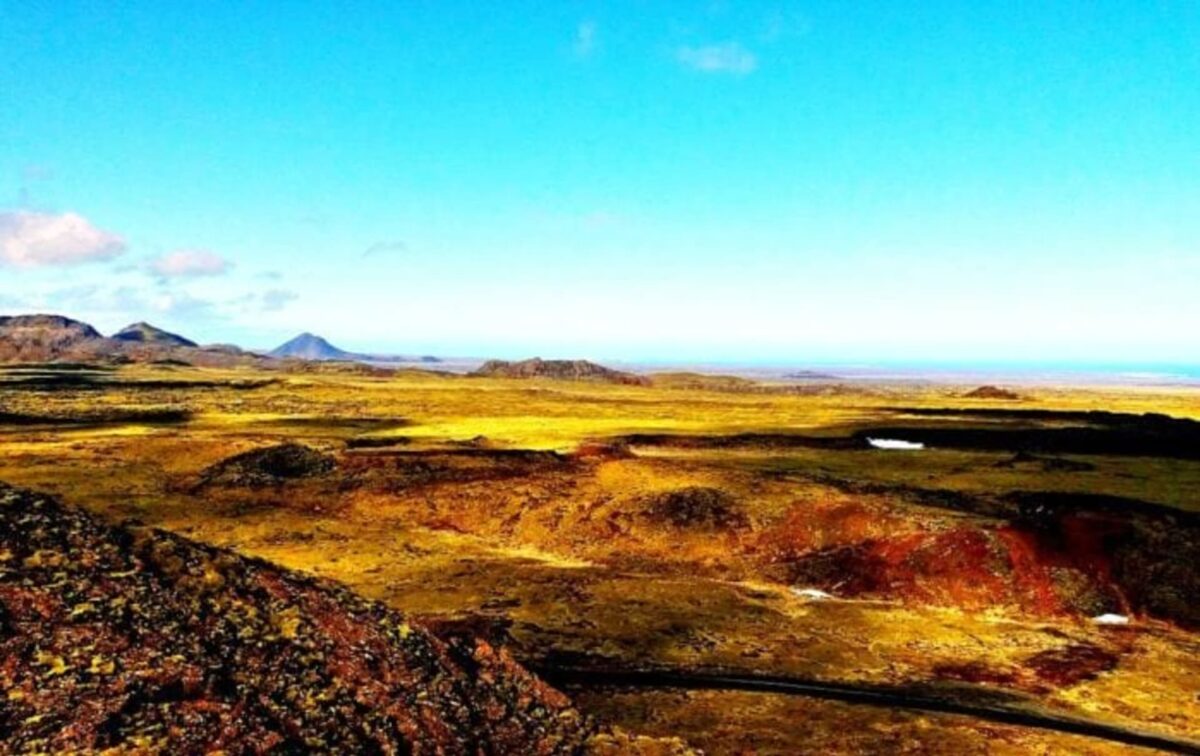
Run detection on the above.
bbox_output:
[649,371,760,391]
[964,385,1022,400]
[0,314,107,363]
[784,369,841,381]
[472,357,648,385]
[0,313,267,368]
[112,321,197,348]
[269,332,355,361]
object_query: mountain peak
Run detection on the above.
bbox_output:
[269,332,353,360]
[112,322,197,348]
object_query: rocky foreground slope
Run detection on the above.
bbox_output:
[0,483,594,753]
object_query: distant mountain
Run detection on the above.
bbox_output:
[112,322,197,348]
[472,357,648,385]
[269,333,355,361]
[0,314,440,368]
[0,312,268,367]
[0,314,107,363]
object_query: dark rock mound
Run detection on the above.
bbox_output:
[1024,643,1120,687]
[640,486,748,530]
[472,358,648,385]
[199,443,336,487]
[112,321,197,348]
[0,483,591,752]
[964,385,1022,400]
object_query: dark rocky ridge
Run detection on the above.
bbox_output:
[473,358,648,385]
[0,483,593,752]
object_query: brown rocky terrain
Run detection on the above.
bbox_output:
[0,314,107,363]
[0,314,266,368]
[0,483,595,753]
[472,358,648,385]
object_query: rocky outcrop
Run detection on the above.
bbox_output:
[639,486,749,530]
[964,385,1022,400]
[473,358,648,385]
[197,443,337,488]
[0,314,108,362]
[0,483,593,752]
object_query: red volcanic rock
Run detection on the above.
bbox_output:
[0,483,591,752]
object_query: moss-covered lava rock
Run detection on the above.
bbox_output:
[0,483,592,753]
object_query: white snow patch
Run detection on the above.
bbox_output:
[791,588,834,601]
[1092,613,1130,625]
[867,438,925,450]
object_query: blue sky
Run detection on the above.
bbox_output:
[1,1,1197,363]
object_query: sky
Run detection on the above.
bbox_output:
[1,1,1198,364]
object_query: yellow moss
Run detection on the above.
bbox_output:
[274,606,303,639]
[23,550,64,569]
[88,655,116,675]
[34,650,68,676]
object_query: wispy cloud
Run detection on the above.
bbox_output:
[37,283,215,321]
[363,240,407,258]
[574,21,597,57]
[148,249,231,278]
[0,210,126,267]
[260,289,298,311]
[230,288,299,313]
[677,42,757,75]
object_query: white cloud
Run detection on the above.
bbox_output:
[574,21,597,57]
[149,249,231,278]
[148,290,216,318]
[677,42,757,74]
[0,210,126,267]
